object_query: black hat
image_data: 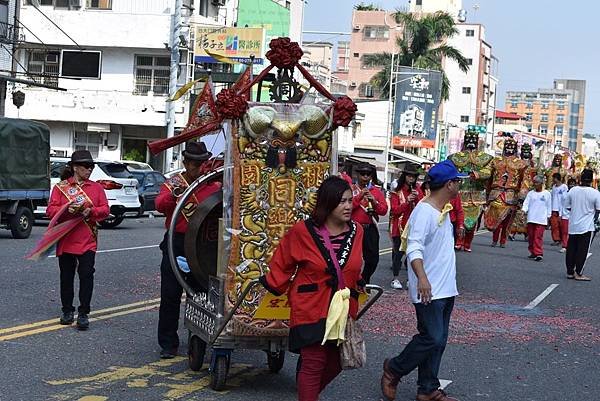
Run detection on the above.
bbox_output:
[355,163,375,174]
[182,141,212,161]
[402,163,419,175]
[69,150,94,165]
[581,168,594,182]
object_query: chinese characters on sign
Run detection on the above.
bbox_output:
[194,26,265,64]
[392,66,443,149]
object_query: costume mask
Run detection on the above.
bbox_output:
[503,139,517,157]
[520,144,532,160]
[463,130,479,151]
[552,154,562,167]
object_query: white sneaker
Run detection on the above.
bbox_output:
[560,248,567,253]
[390,279,403,289]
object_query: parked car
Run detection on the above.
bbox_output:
[164,168,184,179]
[119,160,153,171]
[40,157,141,228]
[129,170,166,215]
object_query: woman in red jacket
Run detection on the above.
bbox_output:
[389,165,423,289]
[260,176,364,401]
[46,150,109,330]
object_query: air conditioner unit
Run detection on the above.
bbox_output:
[211,0,226,6]
[353,24,361,30]
[350,81,357,87]
[70,0,81,7]
[46,53,59,64]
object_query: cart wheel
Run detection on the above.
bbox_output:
[210,355,228,391]
[267,350,285,373]
[188,335,206,371]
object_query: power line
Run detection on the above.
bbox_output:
[30,3,82,49]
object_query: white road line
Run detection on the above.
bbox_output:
[439,379,453,390]
[524,284,559,310]
[48,244,159,258]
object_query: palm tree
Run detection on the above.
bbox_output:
[354,3,382,11]
[362,11,469,100]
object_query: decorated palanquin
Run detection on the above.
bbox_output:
[448,130,494,233]
[148,37,357,340]
[483,139,527,232]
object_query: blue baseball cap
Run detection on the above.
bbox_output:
[427,160,468,185]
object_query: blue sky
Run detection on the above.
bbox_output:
[303,0,599,134]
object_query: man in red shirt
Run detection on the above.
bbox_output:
[352,163,388,283]
[155,141,222,359]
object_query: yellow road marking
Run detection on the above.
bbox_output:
[0,297,161,336]
[0,303,160,342]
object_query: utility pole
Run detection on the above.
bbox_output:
[383,52,395,187]
[165,0,183,172]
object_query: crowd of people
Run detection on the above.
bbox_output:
[38,136,599,401]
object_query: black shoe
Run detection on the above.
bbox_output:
[76,313,89,330]
[535,256,543,262]
[528,254,536,259]
[160,348,178,359]
[59,311,74,325]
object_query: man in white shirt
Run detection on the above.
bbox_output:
[522,175,552,261]
[564,169,600,281]
[550,173,569,246]
[381,160,465,401]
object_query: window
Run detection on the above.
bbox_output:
[541,101,549,109]
[353,52,359,58]
[540,125,548,135]
[541,113,548,122]
[557,101,565,110]
[363,84,374,98]
[416,0,422,5]
[556,114,564,123]
[526,124,532,133]
[525,113,533,121]
[510,100,518,108]
[134,55,170,95]
[26,0,80,8]
[526,101,533,109]
[27,50,60,87]
[87,0,111,9]
[555,126,564,135]
[460,115,469,123]
[73,132,101,158]
[466,58,473,65]
[466,29,475,37]
[462,87,471,94]
[363,26,389,39]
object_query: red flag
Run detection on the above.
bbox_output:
[148,79,221,155]
[232,67,252,101]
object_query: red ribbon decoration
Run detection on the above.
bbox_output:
[266,37,304,69]
[331,96,358,128]
[215,88,248,120]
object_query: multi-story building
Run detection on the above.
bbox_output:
[0,0,17,116]
[442,21,499,156]
[3,0,240,170]
[341,9,403,100]
[505,79,586,154]
[300,41,333,90]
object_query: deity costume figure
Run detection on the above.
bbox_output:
[484,138,527,247]
[448,129,494,252]
[545,154,569,189]
[509,143,538,238]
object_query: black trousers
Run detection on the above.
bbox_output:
[565,231,593,276]
[158,232,204,351]
[58,251,96,314]
[391,236,405,277]
[361,223,380,284]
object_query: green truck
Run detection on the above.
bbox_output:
[0,117,51,239]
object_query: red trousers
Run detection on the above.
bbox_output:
[297,343,342,401]
[492,216,512,245]
[550,211,566,243]
[560,219,569,248]
[527,223,545,256]
[456,229,475,250]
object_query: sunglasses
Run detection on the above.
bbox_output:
[76,163,94,170]
[358,171,371,176]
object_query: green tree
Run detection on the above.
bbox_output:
[123,148,145,162]
[354,2,382,11]
[362,11,469,100]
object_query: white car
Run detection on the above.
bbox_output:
[36,157,141,228]
[119,160,153,171]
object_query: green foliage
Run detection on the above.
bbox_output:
[123,148,145,162]
[363,11,470,101]
[354,2,381,11]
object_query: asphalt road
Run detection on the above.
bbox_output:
[1,216,599,401]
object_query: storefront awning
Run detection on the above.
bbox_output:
[388,148,434,165]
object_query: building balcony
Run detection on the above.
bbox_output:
[0,22,23,44]
[8,87,186,127]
